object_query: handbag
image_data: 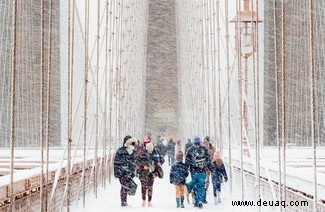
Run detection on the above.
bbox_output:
[127,179,138,196]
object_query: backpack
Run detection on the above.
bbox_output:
[192,147,207,170]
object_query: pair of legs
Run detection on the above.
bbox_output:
[140,175,154,203]
[175,184,186,208]
[212,180,222,204]
[168,153,175,166]
[204,173,211,203]
[119,178,129,206]
[191,173,206,208]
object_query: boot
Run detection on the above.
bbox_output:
[203,189,208,204]
[218,193,221,203]
[176,198,181,208]
[180,196,185,208]
[148,201,152,207]
[142,200,146,207]
[214,195,218,205]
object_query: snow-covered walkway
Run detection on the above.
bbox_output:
[71,164,264,212]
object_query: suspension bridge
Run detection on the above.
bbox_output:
[0,0,324,211]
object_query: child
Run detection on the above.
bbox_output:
[170,151,189,208]
[211,149,228,205]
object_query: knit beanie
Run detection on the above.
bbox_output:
[214,149,222,160]
[143,137,151,146]
[146,142,154,152]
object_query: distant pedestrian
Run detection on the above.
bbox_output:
[166,138,176,166]
[155,138,167,158]
[185,138,192,154]
[170,151,189,208]
[113,135,138,207]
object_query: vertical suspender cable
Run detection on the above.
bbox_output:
[103,0,109,189]
[83,0,89,207]
[236,0,244,200]
[108,0,115,185]
[217,0,222,153]
[225,0,232,194]
[94,0,101,198]
[10,0,18,210]
[67,0,73,210]
[40,0,46,210]
[309,0,318,210]
[45,0,54,210]
[210,0,217,150]
[253,0,261,205]
[281,0,287,207]
[273,0,282,206]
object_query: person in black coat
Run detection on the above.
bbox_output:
[114,135,137,207]
[155,139,167,158]
[185,138,192,154]
[185,137,212,208]
[166,138,176,166]
[170,151,189,208]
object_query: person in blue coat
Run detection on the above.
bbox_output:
[170,151,189,208]
[211,149,228,205]
[114,135,137,207]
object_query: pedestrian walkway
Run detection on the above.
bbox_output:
[71,164,263,212]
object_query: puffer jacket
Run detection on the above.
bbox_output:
[113,146,136,179]
[185,143,212,174]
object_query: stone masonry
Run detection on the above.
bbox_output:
[145,0,179,140]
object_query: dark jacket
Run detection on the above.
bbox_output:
[185,143,211,174]
[211,161,228,184]
[155,142,167,157]
[170,162,189,185]
[113,146,136,179]
[167,140,176,155]
[185,142,192,154]
[137,148,164,180]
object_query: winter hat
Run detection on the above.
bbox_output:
[143,137,151,145]
[124,137,137,147]
[146,142,154,152]
[214,149,222,160]
[123,135,132,146]
[176,151,183,162]
[204,136,210,142]
[194,137,201,144]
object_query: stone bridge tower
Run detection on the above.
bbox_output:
[145,0,179,141]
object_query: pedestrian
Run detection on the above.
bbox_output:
[113,135,138,207]
[166,138,176,166]
[185,138,192,154]
[185,136,211,209]
[176,139,182,152]
[170,151,189,208]
[211,149,228,205]
[203,136,216,203]
[155,138,167,159]
[137,141,164,207]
